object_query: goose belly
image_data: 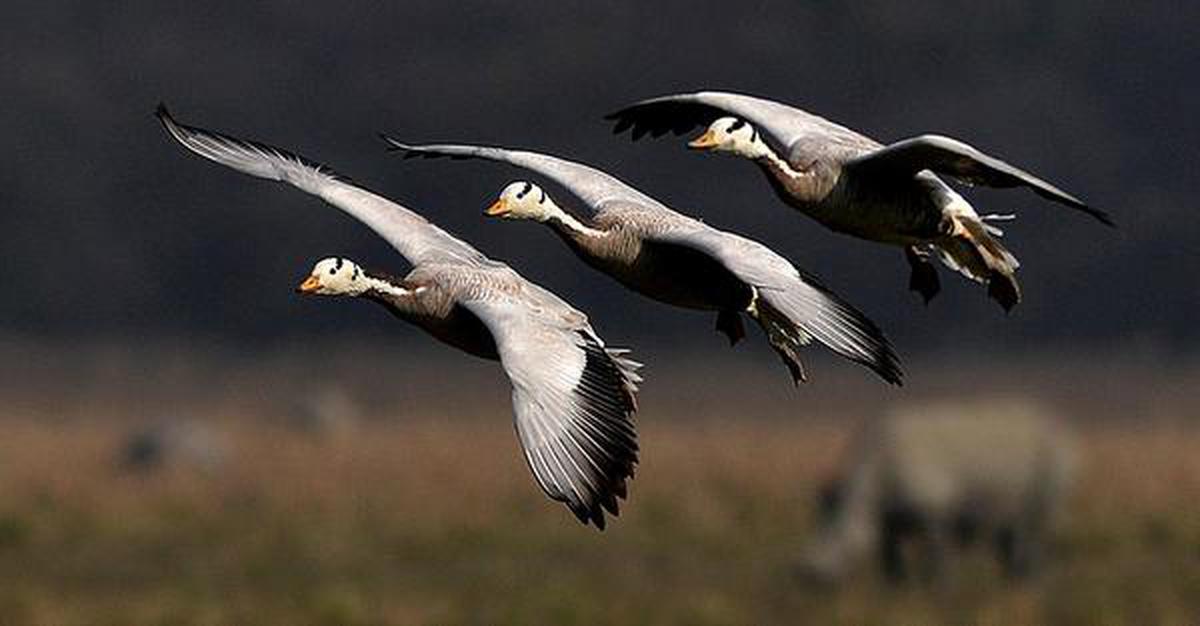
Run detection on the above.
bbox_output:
[414,306,500,361]
[591,240,752,311]
[801,182,944,246]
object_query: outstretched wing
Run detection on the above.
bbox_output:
[846,134,1113,226]
[380,137,666,215]
[157,104,489,266]
[461,293,641,530]
[606,91,876,158]
[649,221,904,385]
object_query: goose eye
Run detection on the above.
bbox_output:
[329,267,337,275]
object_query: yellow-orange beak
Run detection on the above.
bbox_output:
[688,130,719,150]
[297,275,322,294]
[485,198,510,217]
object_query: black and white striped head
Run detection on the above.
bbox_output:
[486,181,554,221]
[297,257,367,296]
[688,117,765,158]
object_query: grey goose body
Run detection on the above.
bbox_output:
[157,106,639,529]
[607,90,1112,311]
[381,139,902,386]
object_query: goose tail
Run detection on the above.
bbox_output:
[934,212,1021,312]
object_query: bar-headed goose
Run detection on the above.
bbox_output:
[607,91,1113,311]
[157,105,639,529]
[381,137,902,387]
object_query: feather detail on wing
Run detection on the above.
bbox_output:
[157,104,488,266]
[606,91,876,158]
[846,134,1112,226]
[650,224,904,385]
[461,295,641,530]
[380,137,662,214]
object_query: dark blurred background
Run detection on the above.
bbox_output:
[3,1,1195,356]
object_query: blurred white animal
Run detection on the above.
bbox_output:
[801,398,1077,582]
[288,385,361,437]
[122,418,229,474]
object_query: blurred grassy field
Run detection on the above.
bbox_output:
[0,339,1197,625]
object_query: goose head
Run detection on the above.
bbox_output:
[486,181,557,222]
[688,117,769,159]
[296,257,369,296]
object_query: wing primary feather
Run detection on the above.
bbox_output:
[158,104,487,267]
[472,298,639,530]
[157,103,352,185]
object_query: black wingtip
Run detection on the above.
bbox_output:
[1054,191,1114,227]
[870,341,905,387]
[861,322,905,386]
[154,102,171,122]
[378,135,427,160]
[867,350,905,387]
[569,503,607,531]
[1068,195,1115,227]
[603,108,639,137]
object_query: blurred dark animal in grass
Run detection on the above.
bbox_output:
[121,419,229,474]
[800,398,1077,583]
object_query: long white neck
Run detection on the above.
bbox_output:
[363,275,414,298]
[541,199,608,238]
[745,137,811,181]
[735,134,773,160]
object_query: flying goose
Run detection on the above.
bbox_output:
[380,137,903,386]
[606,91,1113,311]
[156,105,640,529]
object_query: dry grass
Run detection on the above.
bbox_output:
[0,340,1197,625]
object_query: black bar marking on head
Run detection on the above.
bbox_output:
[728,119,746,133]
[517,181,533,199]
